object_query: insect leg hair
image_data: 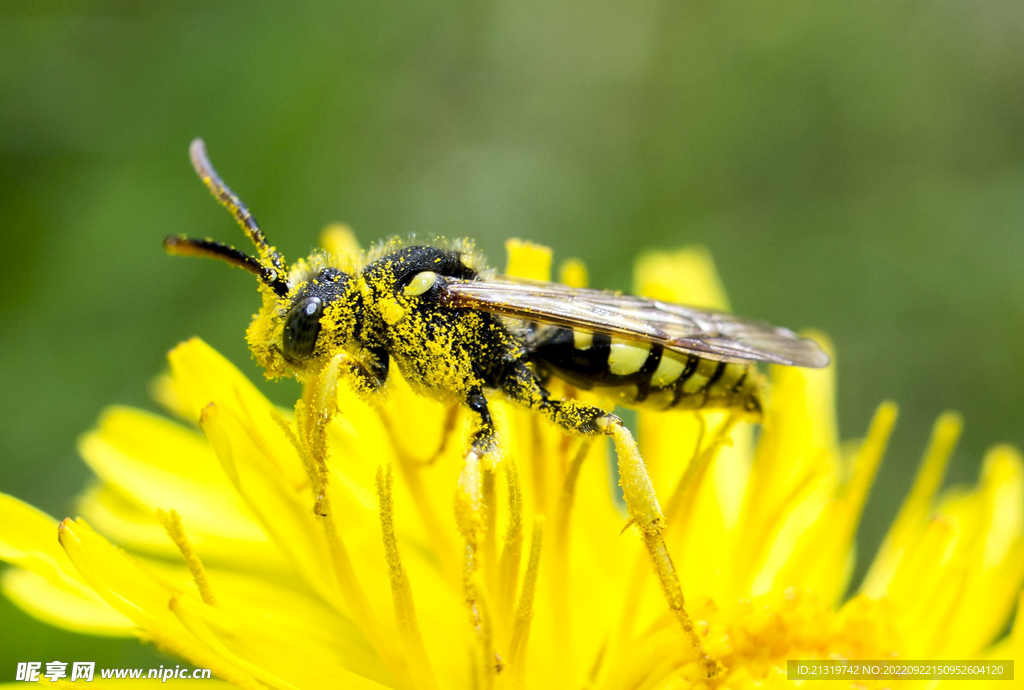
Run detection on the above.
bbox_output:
[163,235,289,296]
[189,138,287,272]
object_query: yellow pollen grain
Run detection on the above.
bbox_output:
[608,338,650,376]
[651,350,687,388]
[155,509,218,607]
[381,299,406,326]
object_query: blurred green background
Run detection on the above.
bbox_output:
[2,0,1023,673]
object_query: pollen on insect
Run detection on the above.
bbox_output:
[165,140,830,679]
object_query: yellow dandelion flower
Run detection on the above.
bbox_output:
[1,239,1022,690]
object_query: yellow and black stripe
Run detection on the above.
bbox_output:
[527,326,762,415]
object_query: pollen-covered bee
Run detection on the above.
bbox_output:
[166,139,828,674]
[168,141,827,454]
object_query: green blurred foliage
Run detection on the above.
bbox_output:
[1,0,1023,670]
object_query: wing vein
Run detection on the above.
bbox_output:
[440,277,829,368]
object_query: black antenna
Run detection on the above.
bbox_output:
[188,138,286,272]
[163,236,289,296]
[166,139,291,296]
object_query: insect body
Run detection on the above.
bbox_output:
[167,141,826,447]
[166,139,829,674]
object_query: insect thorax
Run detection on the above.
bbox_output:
[357,245,520,404]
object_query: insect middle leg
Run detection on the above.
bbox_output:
[497,360,719,675]
[464,388,498,458]
[453,387,502,658]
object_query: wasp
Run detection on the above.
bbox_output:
[167,141,827,453]
[166,139,829,674]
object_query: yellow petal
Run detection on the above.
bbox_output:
[738,336,840,596]
[938,446,1024,655]
[861,411,962,597]
[634,246,729,311]
[149,371,195,424]
[979,445,1024,568]
[198,401,339,608]
[7,238,1022,690]
[78,406,276,556]
[777,402,897,604]
[0,493,88,591]
[167,339,307,491]
[504,239,553,281]
[1,567,134,636]
[57,518,265,689]
[884,515,961,655]
[320,223,363,265]
[75,483,290,572]
[558,258,588,288]
[144,557,392,686]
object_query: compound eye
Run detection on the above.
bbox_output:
[403,271,438,297]
[282,296,324,360]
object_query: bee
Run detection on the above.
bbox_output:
[165,139,828,673]
[167,141,827,451]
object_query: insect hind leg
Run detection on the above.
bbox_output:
[498,359,720,676]
[498,358,607,433]
[499,360,662,528]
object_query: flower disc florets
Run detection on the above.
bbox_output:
[0,239,1021,690]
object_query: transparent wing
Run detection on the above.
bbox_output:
[440,276,830,368]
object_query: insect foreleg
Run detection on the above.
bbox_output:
[342,346,390,400]
[304,349,389,516]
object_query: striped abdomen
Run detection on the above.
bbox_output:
[526,326,763,415]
